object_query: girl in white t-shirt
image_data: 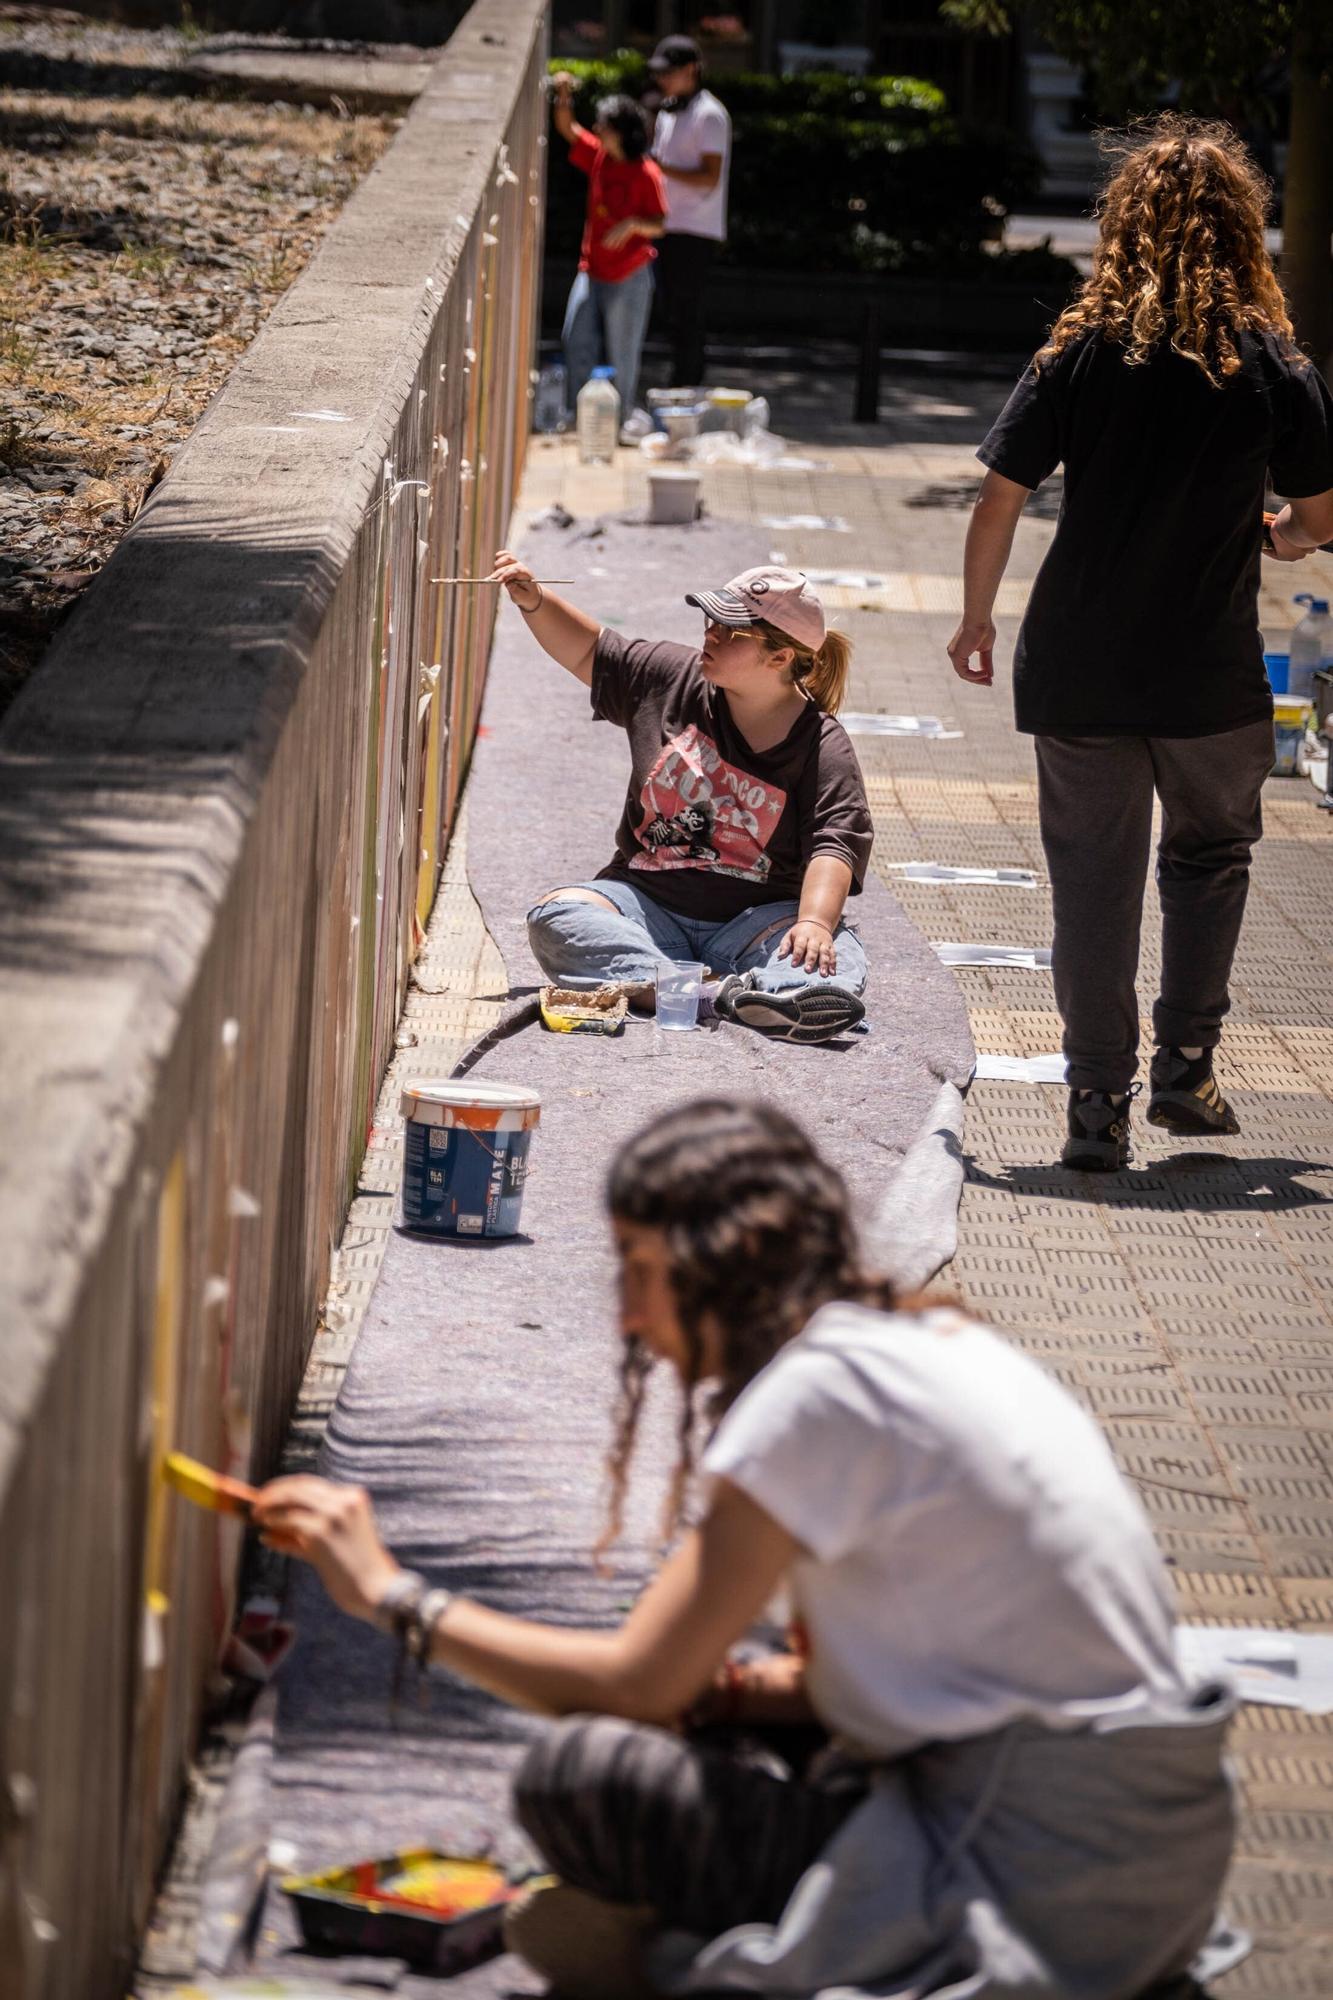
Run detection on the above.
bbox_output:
[255,1100,1237,2000]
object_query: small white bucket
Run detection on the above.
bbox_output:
[649,469,701,525]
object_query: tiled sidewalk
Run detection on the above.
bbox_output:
[511,387,1333,1996]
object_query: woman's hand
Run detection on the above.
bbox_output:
[601,218,642,250]
[686,1650,813,1728]
[779,917,837,976]
[251,1476,402,1625]
[490,550,542,613]
[947,616,995,684]
[551,69,576,102]
[1266,513,1311,562]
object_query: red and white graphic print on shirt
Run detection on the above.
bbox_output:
[630,724,787,882]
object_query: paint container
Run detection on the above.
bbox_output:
[282,1848,529,1972]
[706,387,751,434]
[662,404,704,450]
[1264,651,1290,695]
[1272,696,1311,777]
[399,1080,540,1238]
[649,468,701,525]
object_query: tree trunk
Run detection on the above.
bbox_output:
[1283,8,1333,376]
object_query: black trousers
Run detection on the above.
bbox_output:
[1034,720,1273,1093]
[513,1714,864,1936]
[655,231,717,387]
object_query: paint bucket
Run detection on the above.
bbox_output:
[399,1080,540,1238]
[706,387,751,435]
[1272,696,1311,777]
[1264,651,1290,695]
[649,468,701,525]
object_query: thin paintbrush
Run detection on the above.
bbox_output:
[431,575,575,584]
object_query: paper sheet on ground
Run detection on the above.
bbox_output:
[973,1053,1067,1083]
[1176,1626,1333,1713]
[889,862,1037,887]
[842,714,963,739]
[934,943,1052,969]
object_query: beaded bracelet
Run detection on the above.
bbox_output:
[375,1570,454,1716]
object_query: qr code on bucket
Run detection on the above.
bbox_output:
[457,1214,484,1234]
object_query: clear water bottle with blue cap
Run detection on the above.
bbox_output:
[1290,592,1333,702]
[577,365,620,465]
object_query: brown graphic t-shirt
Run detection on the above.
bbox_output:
[591,628,874,925]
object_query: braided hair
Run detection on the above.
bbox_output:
[598,1098,894,1553]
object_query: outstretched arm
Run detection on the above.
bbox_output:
[252,1472,799,1726]
[947,467,1031,686]
[490,549,600,686]
[550,70,581,147]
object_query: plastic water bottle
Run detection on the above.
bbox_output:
[1289,593,1333,702]
[533,361,567,434]
[577,366,619,464]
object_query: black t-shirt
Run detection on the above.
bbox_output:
[979,330,1333,737]
[591,627,873,924]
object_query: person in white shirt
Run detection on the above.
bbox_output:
[646,34,731,387]
[255,1098,1237,2000]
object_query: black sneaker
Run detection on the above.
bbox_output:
[1147,1046,1240,1137]
[713,971,866,1046]
[1062,1087,1137,1171]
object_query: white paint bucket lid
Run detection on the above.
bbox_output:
[400,1078,541,1129]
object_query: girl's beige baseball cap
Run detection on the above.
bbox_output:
[686,566,826,650]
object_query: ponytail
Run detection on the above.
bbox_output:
[801,628,852,714]
[757,621,852,715]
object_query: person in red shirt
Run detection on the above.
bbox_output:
[552,74,666,430]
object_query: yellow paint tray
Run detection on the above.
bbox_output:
[281,1847,533,1971]
[539,982,628,1035]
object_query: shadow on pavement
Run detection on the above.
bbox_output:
[963,1152,1333,1212]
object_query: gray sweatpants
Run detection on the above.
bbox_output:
[1034,720,1273,1093]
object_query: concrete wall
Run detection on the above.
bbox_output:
[0,2,547,1991]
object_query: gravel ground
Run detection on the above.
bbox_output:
[0,4,402,717]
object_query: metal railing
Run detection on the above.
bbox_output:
[0,4,547,1992]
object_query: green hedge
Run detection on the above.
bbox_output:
[546,57,1063,280]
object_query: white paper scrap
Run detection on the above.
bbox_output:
[804,569,886,589]
[842,713,962,739]
[973,1053,1067,1083]
[288,409,351,422]
[760,514,851,532]
[1175,1626,1333,1713]
[934,943,1053,970]
[890,862,1038,888]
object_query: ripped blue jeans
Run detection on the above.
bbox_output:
[527,878,868,996]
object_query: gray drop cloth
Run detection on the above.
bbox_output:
[256,514,973,1994]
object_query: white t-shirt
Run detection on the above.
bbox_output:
[703,1302,1184,1757]
[651,88,730,242]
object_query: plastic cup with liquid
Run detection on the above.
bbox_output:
[656,960,706,1031]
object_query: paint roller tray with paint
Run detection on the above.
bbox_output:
[281,1849,535,1971]
[539,982,628,1034]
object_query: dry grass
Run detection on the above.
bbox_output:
[0,25,400,705]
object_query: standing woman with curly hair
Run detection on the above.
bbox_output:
[949,115,1333,1170]
[254,1099,1236,2000]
